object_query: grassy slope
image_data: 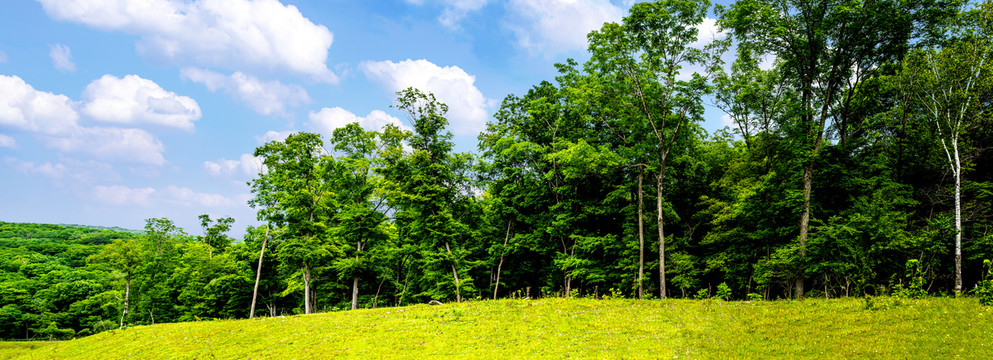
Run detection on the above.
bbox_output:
[4,297,991,359]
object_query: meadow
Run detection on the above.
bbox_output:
[2,297,991,359]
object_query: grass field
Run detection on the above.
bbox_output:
[3,297,991,359]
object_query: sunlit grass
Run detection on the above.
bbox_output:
[3,297,991,359]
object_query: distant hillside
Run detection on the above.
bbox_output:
[3,298,992,359]
[58,223,144,235]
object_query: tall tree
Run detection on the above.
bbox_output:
[87,239,141,328]
[586,0,725,298]
[903,2,992,293]
[381,88,477,302]
[250,132,336,314]
[718,0,960,297]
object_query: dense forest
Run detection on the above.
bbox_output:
[3,0,993,340]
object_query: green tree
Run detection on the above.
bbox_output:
[250,132,337,314]
[586,0,725,298]
[718,0,960,297]
[903,2,993,294]
[87,239,140,328]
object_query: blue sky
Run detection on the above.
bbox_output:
[0,0,731,238]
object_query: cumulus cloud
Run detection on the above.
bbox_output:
[692,17,727,48]
[162,185,234,207]
[50,44,76,72]
[256,130,295,144]
[181,68,310,116]
[204,153,263,177]
[1,75,176,165]
[38,0,337,82]
[0,134,15,148]
[46,127,166,165]
[504,0,625,56]
[406,0,490,28]
[93,185,156,206]
[0,75,79,135]
[5,156,121,183]
[361,59,494,136]
[308,107,409,136]
[93,184,234,207]
[82,74,201,130]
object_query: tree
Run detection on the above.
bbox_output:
[328,123,391,310]
[380,88,478,302]
[585,0,725,298]
[250,132,337,314]
[718,0,960,297]
[198,214,235,256]
[903,2,992,294]
[87,239,140,328]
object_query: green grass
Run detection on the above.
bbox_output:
[3,297,992,359]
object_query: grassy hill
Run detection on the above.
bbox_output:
[3,297,991,359]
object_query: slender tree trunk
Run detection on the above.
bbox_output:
[351,241,363,310]
[796,161,814,299]
[351,277,360,310]
[119,276,130,329]
[954,140,962,295]
[303,262,312,314]
[638,168,645,300]
[373,278,386,308]
[494,220,513,300]
[250,226,269,318]
[444,241,462,302]
[657,172,667,300]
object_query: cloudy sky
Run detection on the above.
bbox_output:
[0,0,730,238]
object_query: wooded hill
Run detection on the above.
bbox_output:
[3,0,993,341]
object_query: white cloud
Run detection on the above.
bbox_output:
[406,0,490,28]
[162,185,234,207]
[0,75,79,135]
[504,0,625,56]
[721,113,735,128]
[256,130,295,144]
[46,127,166,165]
[49,44,76,72]
[93,184,233,207]
[5,156,121,182]
[0,134,16,148]
[38,0,337,82]
[693,18,726,47]
[82,74,201,130]
[204,153,263,177]
[93,185,156,206]
[361,59,494,136]
[308,107,409,136]
[181,68,310,116]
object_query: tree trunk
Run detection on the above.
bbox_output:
[351,241,363,310]
[954,140,962,295]
[250,226,269,319]
[373,278,386,308]
[657,171,667,299]
[638,167,645,300]
[494,220,512,300]
[303,262,312,314]
[796,160,814,299]
[351,277,359,310]
[119,276,130,329]
[444,241,462,302]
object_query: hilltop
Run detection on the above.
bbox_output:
[3,297,992,359]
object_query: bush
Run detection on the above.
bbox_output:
[715,283,732,301]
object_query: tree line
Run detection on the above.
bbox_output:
[2,0,992,340]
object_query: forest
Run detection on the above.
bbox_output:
[2,0,993,341]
